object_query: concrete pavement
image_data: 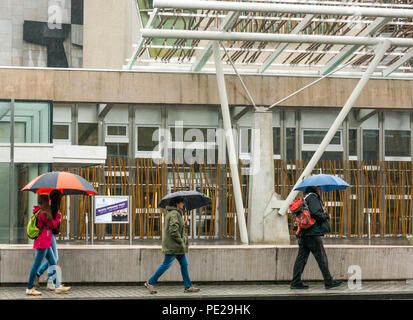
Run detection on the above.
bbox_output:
[2,281,413,300]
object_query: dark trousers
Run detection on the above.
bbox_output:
[291,236,333,286]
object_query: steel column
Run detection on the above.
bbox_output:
[9,99,15,243]
[213,41,248,244]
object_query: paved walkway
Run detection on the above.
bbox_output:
[2,281,413,300]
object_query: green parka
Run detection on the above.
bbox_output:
[162,206,189,255]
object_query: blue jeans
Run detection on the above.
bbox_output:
[37,235,58,284]
[148,254,192,288]
[27,248,61,289]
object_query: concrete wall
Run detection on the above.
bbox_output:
[1,245,412,283]
[1,68,413,109]
[83,0,138,69]
[0,0,81,68]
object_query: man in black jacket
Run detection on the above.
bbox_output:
[291,186,343,290]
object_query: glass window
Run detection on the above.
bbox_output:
[302,151,343,162]
[0,122,26,143]
[137,126,160,152]
[0,101,50,143]
[349,129,357,156]
[53,124,70,140]
[78,123,98,146]
[385,130,410,157]
[273,127,280,155]
[286,128,296,161]
[240,128,251,154]
[363,130,379,162]
[303,130,341,145]
[106,143,128,158]
[0,163,9,242]
[170,127,216,143]
[107,125,127,136]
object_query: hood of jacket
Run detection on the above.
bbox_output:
[304,186,320,197]
[166,205,183,215]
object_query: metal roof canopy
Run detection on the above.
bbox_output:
[128,0,413,79]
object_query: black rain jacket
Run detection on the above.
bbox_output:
[300,187,331,237]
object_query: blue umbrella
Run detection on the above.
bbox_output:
[294,174,350,192]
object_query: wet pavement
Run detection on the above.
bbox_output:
[2,281,413,300]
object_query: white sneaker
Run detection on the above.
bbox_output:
[46,282,56,291]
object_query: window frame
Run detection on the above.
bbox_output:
[239,126,282,160]
[168,125,217,149]
[105,123,129,143]
[239,126,251,161]
[301,128,343,152]
[52,122,71,145]
[136,124,162,158]
[384,129,411,161]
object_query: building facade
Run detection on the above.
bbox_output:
[0,0,412,243]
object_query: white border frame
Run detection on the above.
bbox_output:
[52,122,71,145]
[301,128,343,152]
[105,123,129,143]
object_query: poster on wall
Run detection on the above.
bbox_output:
[94,196,130,224]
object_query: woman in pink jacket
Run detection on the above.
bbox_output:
[26,194,71,296]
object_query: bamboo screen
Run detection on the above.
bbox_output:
[56,158,413,241]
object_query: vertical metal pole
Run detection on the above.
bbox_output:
[129,196,132,245]
[91,196,94,245]
[368,212,371,244]
[213,41,248,244]
[295,110,301,161]
[85,211,88,244]
[343,117,349,237]
[378,111,385,236]
[9,99,15,243]
[279,40,391,216]
[357,125,363,236]
[218,112,227,239]
[280,109,286,199]
[128,105,135,160]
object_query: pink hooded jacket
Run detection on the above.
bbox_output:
[33,206,61,249]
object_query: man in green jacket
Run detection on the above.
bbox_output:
[144,196,200,294]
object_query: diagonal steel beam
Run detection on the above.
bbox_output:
[127,7,159,69]
[213,41,249,244]
[192,11,240,72]
[383,47,413,77]
[97,103,114,119]
[275,40,391,217]
[0,106,10,120]
[321,17,390,75]
[259,14,314,73]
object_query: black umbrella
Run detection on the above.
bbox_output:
[159,190,212,211]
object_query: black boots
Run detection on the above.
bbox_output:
[290,283,309,290]
[325,280,343,289]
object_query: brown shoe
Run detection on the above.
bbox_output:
[184,286,200,293]
[144,282,157,294]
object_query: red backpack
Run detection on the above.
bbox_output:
[289,197,315,235]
